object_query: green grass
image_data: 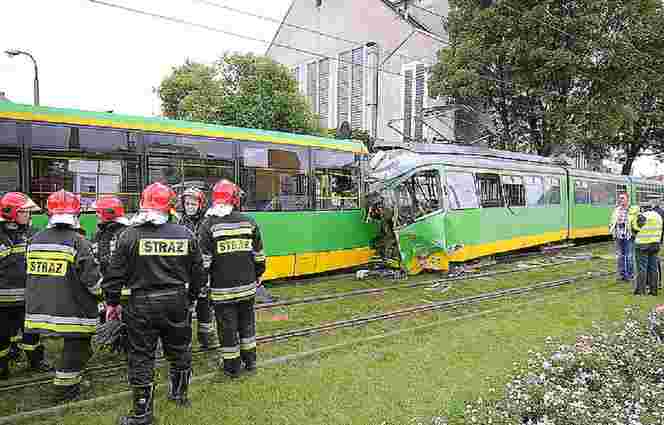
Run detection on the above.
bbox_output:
[10,270,658,425]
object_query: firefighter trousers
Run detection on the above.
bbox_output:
[196,293,214,336]
[0,305,41,360]
[213,298,256,376]
[54,337,92,388]
[124,289,192,386]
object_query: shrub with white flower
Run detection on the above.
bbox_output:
[463,306,664,424]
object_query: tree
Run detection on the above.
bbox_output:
[159,53,321,136]
[429,0,664,173]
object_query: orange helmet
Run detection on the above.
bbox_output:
[47,190,81,216]
[0,192,39,221]
[212,180,243,207]
[91,196,125,222]
[182,187,206,209]
[140,182,176,214]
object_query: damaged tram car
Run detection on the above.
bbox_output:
[364,144,664,275]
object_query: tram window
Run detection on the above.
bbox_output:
[149,157,235,200]
[177,136,235,161]
[30,125,133,152]
[0,121,19,147]
[239,142,310,211]
[524,176,545,206]
[590,182,616,205]
[542,177,561,205]
[392,169,442,226]
[0,160,20,194]
[313,149,360,210]
[617,184,627,202]
[501,175,526,207]
[637,184,662,205]
[445,172,479,209]
[476,173,503,208]
[31,157,141,212]
[575,180,590,204]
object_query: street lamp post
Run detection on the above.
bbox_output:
[4,49,39,106]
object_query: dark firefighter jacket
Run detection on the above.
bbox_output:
[92,221,128,276]
[0,222,35,304]
[24,226,101,336]
[178,212,203,235]
[101,222,205,306]
[198,211,266,303]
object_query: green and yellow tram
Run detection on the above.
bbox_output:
[366,145,664,274]
[0,101,377,281]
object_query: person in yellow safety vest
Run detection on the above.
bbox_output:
[630,204,663,296]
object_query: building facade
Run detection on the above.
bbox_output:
[267,0,454,146]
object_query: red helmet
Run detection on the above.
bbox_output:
[141,182,176,214]
[47,190,81,216]
[182,187,206,209]
[0,192,39,221]
[91,196,125,222]
[212,180,243,207]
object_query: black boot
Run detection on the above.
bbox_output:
[119,385,154,425]
[54,384,81,404]
[0,357,9,380]
[167,368,192,407]
[26,346,53,373]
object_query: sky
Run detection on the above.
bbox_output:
[0,0,292,115]
[1,0,662,176]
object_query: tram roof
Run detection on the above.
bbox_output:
[0,101,367,154]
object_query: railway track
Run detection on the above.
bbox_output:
[0,267,612,394]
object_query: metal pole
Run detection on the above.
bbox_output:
[4,50,39,106]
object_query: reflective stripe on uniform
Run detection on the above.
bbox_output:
[0,288,25,303]
[0,247,10,258]
[28,243,77,257]
[0,346,9,358]
[240,336,256,350]
[25,313,97,334]
[54,370,82,386]
[10,244,26,254]
[221,345,240,360]
[636,211,664,245]
[10,335,20,343]
[210,282,257,302]
[254,250,266,262]
[198,322,214,333]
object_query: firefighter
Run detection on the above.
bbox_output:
[0,192,51,378]
[91,196,129,324]
[24,190,100,402]
[631,203,663,296]
[102,182,205,425]
[178,187,219,351]
[198,180,266,378]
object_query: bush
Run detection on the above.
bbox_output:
[463,306,664,424]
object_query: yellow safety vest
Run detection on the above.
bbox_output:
[634,210,663,245]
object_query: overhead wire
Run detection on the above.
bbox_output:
[87,0,525,88]
[190,0,439,66]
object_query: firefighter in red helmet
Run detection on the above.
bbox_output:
[178,187,219,351]
[24,190,100,402]
[103,182,205,425]
[91,196,130,323]
[198,180,266,378]
[0,192,51,379]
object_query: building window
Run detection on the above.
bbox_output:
[445,172,479,209]
[476,173,503,208]
[402,63,426,142]
[501,175,526,207]
[590,182,617,206]
[313,149,359,210]
[239,142,310,211]
[337,47,364,131]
